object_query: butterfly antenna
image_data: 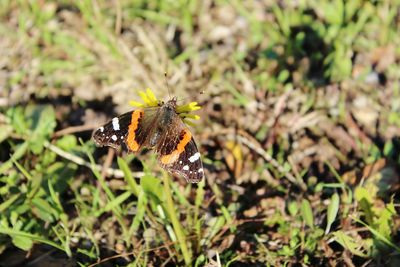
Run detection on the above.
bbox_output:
[164,71,172,100]
[176,90,205,104]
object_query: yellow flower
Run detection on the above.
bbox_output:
[129,88,159,107]
[129,88,201,125]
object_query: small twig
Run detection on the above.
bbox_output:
[44,141,144,179]
[101,148,115,178]
[0,97,8,107]
[160,255,174,267]
[25,248,56,266]
[343,250,356,267]
[0,113,7,123]
[113,0,122,35]
[53,124,98,137]
[221,129,307,191]
[87,236,196,267]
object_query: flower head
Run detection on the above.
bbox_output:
[129,88,159,107]
[129,88,201,126]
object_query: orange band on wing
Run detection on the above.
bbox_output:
[160,129,192,165]
[127,110,144,152]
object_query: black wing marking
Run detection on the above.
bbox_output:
[92,111,133,149]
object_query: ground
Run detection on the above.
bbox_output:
[0,1,400,266]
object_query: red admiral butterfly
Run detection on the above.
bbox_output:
[92,97,204,183]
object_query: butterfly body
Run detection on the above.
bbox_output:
[93,98,204,183]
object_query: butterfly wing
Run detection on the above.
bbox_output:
[92,111,133,149]
[92,108,158,152]
[156,119,204,183]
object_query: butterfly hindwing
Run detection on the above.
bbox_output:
[157,127,204,183]
[169,138,204,183]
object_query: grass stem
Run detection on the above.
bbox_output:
[162,172,191,266]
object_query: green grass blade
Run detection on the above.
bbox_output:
[0,228,65,252]
[325,193,340,234]
[117,156,140,197]
[301,199,314,229]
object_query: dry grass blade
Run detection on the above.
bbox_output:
[44,141,144,179]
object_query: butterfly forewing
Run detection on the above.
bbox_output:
[93,111,133,149]
[93,108,159,151]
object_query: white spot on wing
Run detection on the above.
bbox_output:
[99,126,104,132]
[111,135,117,141]
[198,168,203,173]
[112,117,120,131]
[189,152,201,163]
[183,165,189,171]
[179,161,182,164]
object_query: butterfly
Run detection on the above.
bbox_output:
[92,97,204,183]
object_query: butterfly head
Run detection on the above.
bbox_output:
[155,97,176,113]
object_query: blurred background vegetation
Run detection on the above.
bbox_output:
[1,0,400,266]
